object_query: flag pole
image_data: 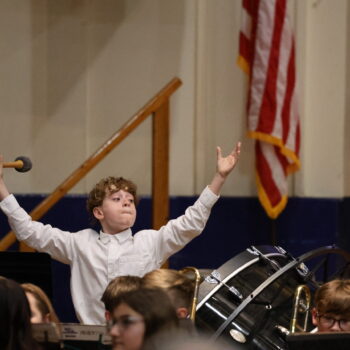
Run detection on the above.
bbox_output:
[270,219,277,246]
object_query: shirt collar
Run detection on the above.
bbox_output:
[99,228,133,245]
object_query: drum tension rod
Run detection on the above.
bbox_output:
[208,272,243,301]
[257,252,280,271]
[250,299,272,309]
[249,246,281,272]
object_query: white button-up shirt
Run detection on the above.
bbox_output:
[0,186,219,325]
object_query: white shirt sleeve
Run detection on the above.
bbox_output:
[151,186,219,265]
[0,194,74,264]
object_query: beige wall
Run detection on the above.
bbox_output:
[295,0,348,197]
[345,0,350,196]
[0,0,349,198]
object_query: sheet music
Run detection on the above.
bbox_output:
[32,323,111,345]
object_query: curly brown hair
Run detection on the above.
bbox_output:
[86,177,138,218]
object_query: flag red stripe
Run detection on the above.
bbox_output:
[243,0,259,17]
[256,142,282,207]
[242,0,251,12]
[239,0,300,218]
[258,0,287,134]
[239,33,252,64]
[246,0,260,113]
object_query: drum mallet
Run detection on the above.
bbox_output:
[3,156,32,172]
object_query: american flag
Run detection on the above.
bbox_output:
[238,0,301,219]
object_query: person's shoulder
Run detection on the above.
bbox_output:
[71,228,99,240]
[133,228,158,241]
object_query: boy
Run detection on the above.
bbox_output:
[0,142,241,325]
[312,279,350,332]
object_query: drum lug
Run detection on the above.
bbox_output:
[205,270,243,301]
[296,262,309,277]
[275,246,287,255]
[246,246,260,256]
[205,270,221,284]
[249,246,281,271]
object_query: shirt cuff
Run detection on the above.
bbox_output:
[0,194,20,216]
[199,186,220,207]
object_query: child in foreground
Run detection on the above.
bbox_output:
[0,142,241,324]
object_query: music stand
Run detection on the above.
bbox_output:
[32,323,61,350]
[61,323,111,349]
[287,332,350,350]
[0,251,52,298]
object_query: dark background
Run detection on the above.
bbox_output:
[1,194,349,322]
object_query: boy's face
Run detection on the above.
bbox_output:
[93,189,136,234]
[312,307,350,332]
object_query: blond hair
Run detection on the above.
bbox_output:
[142,269,195,310]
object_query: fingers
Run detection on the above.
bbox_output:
[232,141,242,156]
[216,146,222,160]
[217,141,242,159]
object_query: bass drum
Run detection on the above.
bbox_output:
[195,245,350,350]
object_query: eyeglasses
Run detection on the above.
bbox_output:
[107,316,144,332]
[316,313,350,331]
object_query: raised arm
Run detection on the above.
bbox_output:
[0,154,76,264]
[0,155,10,201]
[152,141,241,265]
[208,141,241,195]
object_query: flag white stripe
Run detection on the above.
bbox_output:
[248,0,277,131]
[260,141,287,195]
[239,0,300,217]
[272,13,293,140]
[241,7,252,39]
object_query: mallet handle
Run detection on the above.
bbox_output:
[3,160,24,169]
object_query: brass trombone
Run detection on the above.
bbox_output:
[290,284,311,333]
[179,266,202,321]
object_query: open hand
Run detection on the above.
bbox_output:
[216,141,241,178]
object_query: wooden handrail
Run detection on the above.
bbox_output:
[0,77,182,251]
[152,100,169,230]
